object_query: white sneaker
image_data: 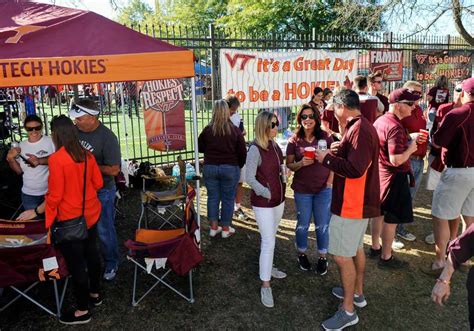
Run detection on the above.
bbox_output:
[425,232,435,245]
[221,227,235,238]
[209,226,222,237]
[260,287,274,308]
[271,267,287,279]
[392,239,405,250]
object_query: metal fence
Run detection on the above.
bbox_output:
[5,25,473,166]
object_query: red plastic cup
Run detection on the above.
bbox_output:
[304,147,316,159]
[418,129,429,144]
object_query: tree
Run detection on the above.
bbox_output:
[116,0,156,27]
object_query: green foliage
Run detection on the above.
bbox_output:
[116,0,383,34]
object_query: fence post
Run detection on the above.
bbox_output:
[209,23,217,102]
[312,27,316,49]
[447,34,451,51]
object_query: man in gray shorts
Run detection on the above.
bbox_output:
[315,89,380,330]
[431,77,474,271]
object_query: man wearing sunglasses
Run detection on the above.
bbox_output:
[368,71,389,115]
[353,75,383,124]
[6,115,55,212]
[69,99,121,281]
[430,78,474,273]
[370,88,426,269]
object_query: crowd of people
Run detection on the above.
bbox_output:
[3,73,473,328]
[198,74,474,330]
[6,99,121,325]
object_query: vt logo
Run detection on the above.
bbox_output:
[5,25,45,44]
[225,53,256,70]
[415,54,429,65]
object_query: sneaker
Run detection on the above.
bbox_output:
[331,287,367,308]
[378,256,409,269]
[425,232,435,245]
[221,226,236,238]
[209,226,222,238]
[271,267,287,279]
[368,247,381,259]
[392,238,405,250]
[397,228,416,241]
[316,257,328,276]
[103,267,118,281]
[233,208,247,221]
[260,287,274,308]
[321,308,359,330]
[59,311,92,325]
[298,253,311,271]
[89,294,103,307]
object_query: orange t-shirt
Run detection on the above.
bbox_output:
[45,147,103,229]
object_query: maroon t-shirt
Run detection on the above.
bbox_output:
[433,101,474,168]
[373,112,411,202]
[448,223,474,270]
[359,97,378,124]
[428,87,450,110]
[322,109,339,133]
[401,105,427,157]
[286,133,332,194]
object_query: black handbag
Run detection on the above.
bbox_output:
[51,152,88,244]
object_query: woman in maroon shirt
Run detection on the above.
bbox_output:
[309,87,325,116]
[427,75,450,122]
[286,104,333,275]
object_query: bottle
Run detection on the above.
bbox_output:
[318,139,328,151]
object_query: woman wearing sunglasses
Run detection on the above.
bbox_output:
[246,111,287,308]
[286,104,333,275]
[6,115,55,213]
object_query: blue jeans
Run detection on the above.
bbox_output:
[21,193,44,210]
[410,159,425,199]
[97,187,119,272]
[294,188,332,254]
[203,164,240,227]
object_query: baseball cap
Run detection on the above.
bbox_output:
[68,102,100,119]
[461,78,474,94]
[389,88,421,104]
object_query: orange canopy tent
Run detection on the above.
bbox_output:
[0,0,202,233]
[0,0,195,87]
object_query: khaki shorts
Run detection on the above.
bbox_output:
[432,167,474,220]
[426,155,442,191]
[328,215,369,257]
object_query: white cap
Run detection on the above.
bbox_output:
[68,102,99,119]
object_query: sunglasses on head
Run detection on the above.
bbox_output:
[271,119,279,129]
[71,103,96,116]
[301,114,316,120]
[25,125,42,132]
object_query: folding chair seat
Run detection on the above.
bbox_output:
[0,219,69,317]
[125,187,202,307]
[138,157,189,230]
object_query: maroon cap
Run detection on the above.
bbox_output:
[462,78,474,94]
[389,88,421,104]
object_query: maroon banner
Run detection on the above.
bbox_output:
[369,50,403,81]
[141,79,186,151]
[413,50,472,82]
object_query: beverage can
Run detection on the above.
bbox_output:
[318,139,327,151]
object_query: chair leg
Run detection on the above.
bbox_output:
[188,269,195,304]
[132,263,138,307]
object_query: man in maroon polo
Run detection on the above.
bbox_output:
[430,77,474,272]
[370,88,426,268]
[396,80,427,242]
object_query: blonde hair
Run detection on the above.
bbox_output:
[210,99,233,136]
[403,80,422,90]
[254,111,276,150]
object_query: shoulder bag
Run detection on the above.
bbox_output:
[51,152,88,244]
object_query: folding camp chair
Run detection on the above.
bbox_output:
[124,187,201,306]
[138,157,188,229]
[0,219,69,317]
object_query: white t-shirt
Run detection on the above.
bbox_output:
[19,135,55,196]
[230,112,242,128]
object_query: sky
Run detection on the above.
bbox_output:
[34,0,466,37]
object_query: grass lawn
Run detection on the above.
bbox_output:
[0,173,470,329]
